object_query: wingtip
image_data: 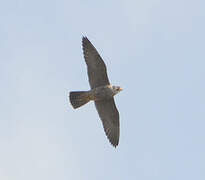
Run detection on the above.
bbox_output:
[82,36,89,47]
[82,36,88,41]
[111,141,119,148]
[112,144,118,148]
[107,134,119,148]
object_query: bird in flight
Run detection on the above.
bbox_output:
[69,37,122,147]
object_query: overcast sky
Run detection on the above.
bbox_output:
[1,0,205,179]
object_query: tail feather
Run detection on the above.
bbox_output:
[69,91,90,109]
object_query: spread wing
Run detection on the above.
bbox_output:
[82,37,110,89]
[95,98,120,147]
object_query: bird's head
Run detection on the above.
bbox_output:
[112,85,123,95]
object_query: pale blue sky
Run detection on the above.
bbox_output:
[1,0,205,179]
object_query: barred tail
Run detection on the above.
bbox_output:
[69,91,90,109]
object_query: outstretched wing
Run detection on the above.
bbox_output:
[82,37,110,89]
[95,98,120,147]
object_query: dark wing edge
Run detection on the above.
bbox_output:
[82,36,110,89]
[95,98,120,147]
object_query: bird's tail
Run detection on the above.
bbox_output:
[69,91,90,109]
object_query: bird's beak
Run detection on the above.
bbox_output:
[119,87,123,91]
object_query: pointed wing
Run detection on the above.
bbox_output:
[95,98,120,147]
[82,37,110,89]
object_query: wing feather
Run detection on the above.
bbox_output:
[82,37,110,89]
[95,98,120,147]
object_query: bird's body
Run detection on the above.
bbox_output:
[90,85,122,100]
[69,37,122,147]
[70,85,122,108]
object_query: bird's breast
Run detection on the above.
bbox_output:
[89,85,114,101]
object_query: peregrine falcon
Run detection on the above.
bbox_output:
[69,37,122,147]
